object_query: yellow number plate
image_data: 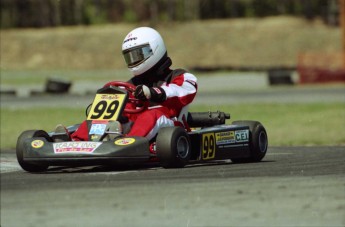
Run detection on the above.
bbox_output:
[87,94,126,121]
[202,133,216,160]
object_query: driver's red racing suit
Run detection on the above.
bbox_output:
[71,69,197,141]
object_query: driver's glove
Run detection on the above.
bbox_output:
[134,85,166,102]
[134,85,151,100]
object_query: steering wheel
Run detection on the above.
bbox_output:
[103,81,149,114]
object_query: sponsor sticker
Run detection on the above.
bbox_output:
[53,142,101,154]
[89,123,107,135]
[114,138,135,146]
[90,134,101,141]
[31,140,44,149]
[213,130,249,147]
[152,87,161,94]
[100,94,120,100]
[235,130,249,142]
[215,131,235,145]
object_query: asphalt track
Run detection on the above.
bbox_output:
[1,73,345,108]
[1,146,344,227]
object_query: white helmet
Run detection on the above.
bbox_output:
[122,27,167,76]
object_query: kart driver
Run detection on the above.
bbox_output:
[55,27,197,142]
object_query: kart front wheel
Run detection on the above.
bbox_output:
[231,121,268,163]
[16,130,51,172]
[156,127,191,168]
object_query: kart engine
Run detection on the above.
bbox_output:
[187,111,230,127]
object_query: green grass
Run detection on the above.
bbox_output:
[1,108,84,150]
[191,103,345,146]
[0,69,130,86]
[1,103,344,149]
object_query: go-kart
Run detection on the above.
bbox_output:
[16,81,268,172]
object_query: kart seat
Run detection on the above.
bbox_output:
[177,105,189,124]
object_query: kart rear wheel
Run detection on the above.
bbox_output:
[231,121,268,163]
[16,130,51,172]
[156,127,191,168]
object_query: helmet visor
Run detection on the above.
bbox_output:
[123,44,153,68]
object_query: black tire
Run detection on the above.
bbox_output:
[16,130,51,172]
[231,121,268,163]
[156,127,191,168]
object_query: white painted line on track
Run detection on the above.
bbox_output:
[0,153,22,173]
[85,170,139,175]
[1,161,21,173]
[266,153,293,155]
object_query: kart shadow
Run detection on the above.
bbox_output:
[43,160,274,174]
[44,162,162,174]
[185,159,274,169]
